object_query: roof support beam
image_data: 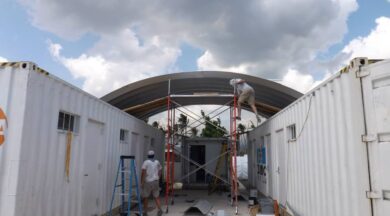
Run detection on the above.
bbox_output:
[170,94,234,98]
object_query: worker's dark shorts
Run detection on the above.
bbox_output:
[142,180,160,198]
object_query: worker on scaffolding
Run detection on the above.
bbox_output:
[141,150,163,216]
[229,79,261,123]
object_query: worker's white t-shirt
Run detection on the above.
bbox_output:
[229,79,253,94]
[142,159,162,182]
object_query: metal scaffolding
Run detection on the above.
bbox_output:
[163,79,240,214]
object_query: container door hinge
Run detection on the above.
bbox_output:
[366,191,382,199]
[362,134,377,142]
[356,69,370,78]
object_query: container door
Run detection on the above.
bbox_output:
[257,137,263,192]
[250,139,257,189]
[189,145,206,183]
[130,132,140,177]
[276,129,286,205]
[361,62,390,215]
[82,120,104,216]
[265,134,272,197]
[259,136,268,194]
[271,133,278,200]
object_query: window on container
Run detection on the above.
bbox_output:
[57,111,80,133]
[120,129,129,143]
[287,124,296,141]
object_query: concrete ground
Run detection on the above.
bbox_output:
[119,182,266,216]
[143,190,251,216]
[142,190,249,216]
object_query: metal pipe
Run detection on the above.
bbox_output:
[185,99,233,129]
[190,106,231,131]
[233,92,238,213]
[171,107,175,204]
[165,95,171,211]
[172,101,227,134]
[170,94,234,98]
[175,106,227,134]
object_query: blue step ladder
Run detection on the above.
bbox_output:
[109,155,143,216]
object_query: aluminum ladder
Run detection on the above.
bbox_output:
[109,155,143,216]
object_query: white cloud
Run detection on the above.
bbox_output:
[22,0,357,85]
[280,69,331,93]
[0,56,8,62]
[190,0,358,77]
[48,29,181,97]
[281,16,390,94]
[342,16,390,59]
[197,51,253,74]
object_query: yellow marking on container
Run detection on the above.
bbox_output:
[0,107,8,146]
[65,130,73,182]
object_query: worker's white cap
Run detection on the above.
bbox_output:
[148,150,155,156]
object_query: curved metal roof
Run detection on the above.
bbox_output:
[101,71,302,120]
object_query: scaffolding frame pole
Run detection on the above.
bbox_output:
[172,148,230,185]
[171,107,175,204]
[189,106,231,131]
[167,99,232,184]
[229,106,233,204]
[174,106,231,136]
[172,100,228,134]
[232,89,238,214]
[165,80,171,213]
[170,94,234,98]
[166,98,233,138]
[181,99,233,129]
[166,100,231,184]
[164,80,239,214]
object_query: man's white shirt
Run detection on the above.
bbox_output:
[142,159,162,182]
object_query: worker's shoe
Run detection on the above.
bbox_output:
[157,209,163,216]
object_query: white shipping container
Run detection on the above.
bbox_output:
[248,58,390,216]
[0,62,165,216]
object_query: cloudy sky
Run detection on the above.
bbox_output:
[1,0,390,96]
[1,0,389,175]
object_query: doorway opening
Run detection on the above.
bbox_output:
[190,145,206,183]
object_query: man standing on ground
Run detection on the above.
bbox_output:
[229,79,261,123]
[141,150,163,216]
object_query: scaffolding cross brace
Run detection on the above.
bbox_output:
[164,80,239,214]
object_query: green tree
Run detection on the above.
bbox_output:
[250,121,255,129]
[178,114,189,135]
[173,124,179,134]
[159,125,166,133]
[152,121,159,128]
[200,110,227,137]
[238,123,246,134]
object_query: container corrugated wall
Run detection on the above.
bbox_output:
[248,58,373,216]
[360,59,390,215]
[0,62,165,216]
